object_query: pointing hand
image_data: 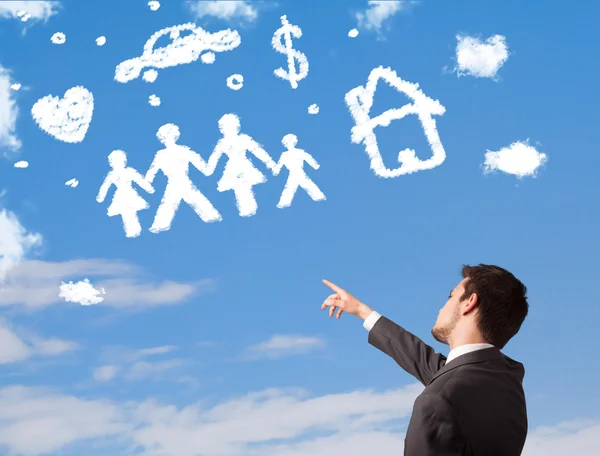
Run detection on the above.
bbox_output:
[321,279,372,320]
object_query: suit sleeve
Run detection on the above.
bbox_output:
[404,393,467,456]
[368,316,446,385]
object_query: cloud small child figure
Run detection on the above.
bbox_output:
[273,134,325,209]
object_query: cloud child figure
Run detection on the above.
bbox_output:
[205,114,276,217]
[145,123,222,233]
[273,134,325,209]
[97,150,155,238]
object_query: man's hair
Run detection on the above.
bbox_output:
[459,264,528,349]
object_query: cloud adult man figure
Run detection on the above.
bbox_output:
[273,134,325,209]
[321,264,529,456]
[145,123,222,233]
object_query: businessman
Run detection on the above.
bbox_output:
[321,264,529,456]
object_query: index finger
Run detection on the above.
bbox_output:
[322,279,344,294]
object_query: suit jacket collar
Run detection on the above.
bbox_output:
[427,346,503,385]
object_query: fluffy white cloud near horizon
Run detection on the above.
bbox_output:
[0,382,598,456]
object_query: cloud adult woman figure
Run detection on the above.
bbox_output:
[204,113,276,217]
[97,149,155,238]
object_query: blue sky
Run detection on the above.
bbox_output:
[1,0,599,454]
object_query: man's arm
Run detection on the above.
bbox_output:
[403,393,467,456]
[321,280,445,386]
[366,312,446,386]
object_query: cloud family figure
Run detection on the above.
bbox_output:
[145,123,222,233]
[97,114,326,237]
[96,150,155,238]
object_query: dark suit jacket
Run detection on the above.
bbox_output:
[369,316,527,456]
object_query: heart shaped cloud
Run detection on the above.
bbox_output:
[31,86,94,143]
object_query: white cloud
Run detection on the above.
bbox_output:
[0,320,29,363]
[93,345,183,382]
[125,359,187,381]
[58,278,106,305]
[483,140,548,178]
[186,0,258,23]
[0,318,78,364]
[0,65,21,153]
[97,277,212,308]
[0,208,42,281]
[0,382,597,456]
[0,383,422,455]
[0,1,60,22]
[0,385,128,455]
[136,345,176,356]
[244,334,325,360]
[355,1,411,35]
[454,34,509,79]
[523,419,600,455]
[93,365,119,382]
[29,337,79,356]
[0,258,216,310]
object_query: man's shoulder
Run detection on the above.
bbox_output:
[427,357,525,397]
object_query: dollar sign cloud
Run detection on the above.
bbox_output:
[272,15,309,89]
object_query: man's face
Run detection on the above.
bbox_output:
[431,278,468,344]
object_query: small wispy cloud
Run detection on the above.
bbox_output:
[243,334,325,360]
[0,1,60,23]
[453,34,509,79]
[0,208,42,281]
[0,318,78,364]
[124,359,187,381]
[186,1,260,23]
[482,140,548,179]
[355,1,414,37]
[94,345,184,382]
[93,364,119,382]
[0,65,22,153]
[136,345,176,357]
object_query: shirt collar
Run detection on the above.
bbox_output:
[446,343,495,364]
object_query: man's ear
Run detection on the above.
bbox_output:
[462,293,479,315]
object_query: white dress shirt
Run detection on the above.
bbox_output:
[362,310,494,364]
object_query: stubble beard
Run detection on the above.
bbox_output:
[431,306,460,345]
